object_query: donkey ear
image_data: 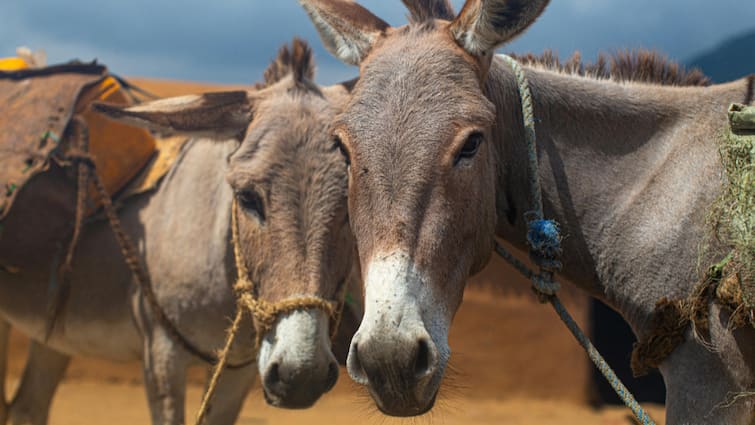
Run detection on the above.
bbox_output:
[450,0,549,57]
[93,91,255,140]
[298,0,389,66]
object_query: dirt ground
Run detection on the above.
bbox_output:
[3,77,667,424]
[5,255,665,424]
[34,380,665,425]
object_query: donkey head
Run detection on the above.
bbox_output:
[97,39,358,408]
[299,0,549,416]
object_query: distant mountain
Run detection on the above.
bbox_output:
[686,29,755,83]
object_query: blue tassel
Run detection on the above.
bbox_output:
[527,219,561,259]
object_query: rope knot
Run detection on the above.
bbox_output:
[233,276,254,294]
[526,218,562,271]
[531,273,560,302]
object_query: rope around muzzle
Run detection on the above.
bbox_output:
[194,199,347,425]
[495,55,657,425]
[230,198,346,347]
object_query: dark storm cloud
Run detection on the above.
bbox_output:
[1,0,753,85]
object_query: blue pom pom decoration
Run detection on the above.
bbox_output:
[527,219,561,259]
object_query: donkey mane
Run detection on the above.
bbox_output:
[256,38,316,89]
[397,0,708,88]
[509,49,711,87]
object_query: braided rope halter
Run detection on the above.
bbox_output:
[194,199,348,424]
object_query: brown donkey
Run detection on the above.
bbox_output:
[298,0,755,421]
[0,40,359,425]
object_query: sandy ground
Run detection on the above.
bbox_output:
[5,257,666,424]
[3,77,667,424]
[5,287,666,425]
[34,380,664,425]
[4,286,667,425]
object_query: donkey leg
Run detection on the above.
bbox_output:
[662,304,755,425]
[198,363,256,425]
[8,341,70,425]
[0,320,10,425]
[142,325,191,425]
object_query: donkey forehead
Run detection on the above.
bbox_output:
[251,89,333,146]
[228,140,344,199]
[229,94,337,176]
[340,25,495,141]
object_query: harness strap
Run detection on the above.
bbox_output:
[46,118,256,369]
[91,150,250,368]
[44,117,91,340]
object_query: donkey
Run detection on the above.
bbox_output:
[297,0,755,422]
[0,39,360,425]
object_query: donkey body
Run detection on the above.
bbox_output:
[485,56,755,424]
[299,0,754,422]
[0,40,360,425]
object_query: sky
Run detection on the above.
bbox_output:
[1,0,754,85]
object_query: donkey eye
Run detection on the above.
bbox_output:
[454,132,484,166]
[333,135,351,166]
[237,189,265,221]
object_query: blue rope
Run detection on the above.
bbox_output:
[497,55,657,425]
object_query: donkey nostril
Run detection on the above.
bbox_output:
[264,362,281,388]
[325,361,339,391]
[347,342,368,385]
[414,338,432,379]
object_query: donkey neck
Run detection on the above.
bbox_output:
[139,138,237,293]
[487,55,742,330]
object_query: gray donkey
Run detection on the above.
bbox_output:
[0,39,360,425]
[296,0,755,423]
